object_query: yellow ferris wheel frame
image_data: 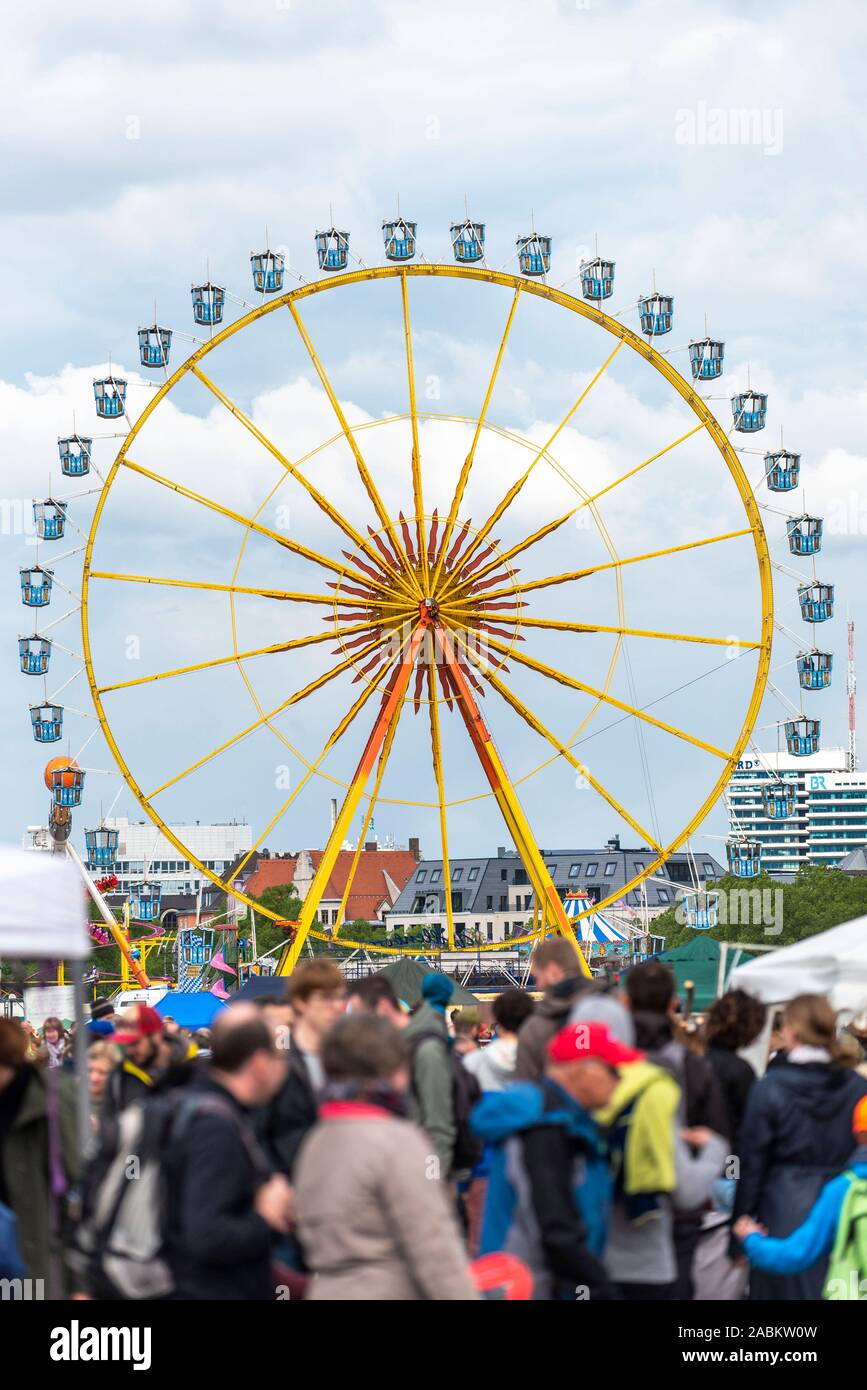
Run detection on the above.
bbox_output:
[80,263,774,971]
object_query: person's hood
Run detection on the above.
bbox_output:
[767,1060,865,1121]
[537,974,591,1021]
[594,1058,679,1127]
[849,1143,867,1172]
[631,1010,674,1052]
[471,1079,600,1149]
[405,1000,449,1039]
[571,991,636,1047]
[464,1036,517,1087]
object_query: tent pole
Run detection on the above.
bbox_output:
[71,958,91,1158]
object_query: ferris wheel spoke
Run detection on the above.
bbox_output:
[121,457,379,593]
[230,640,410,884]
[463,527,753,606]
[477,630,730,761]
[427,652,456,950]
[441,507,576,603]
[571,422,706,517]
[276,621,429,974]
[286,300,422,598]
[87,571,355,605]
[440,339,625,594]
[96,619,387,695]
[432,622,589,972]
[400,273,429,586]
[191,364,404,590]
[449,628,663,853]
[144,632,389,801]
[333,691,405,937]
[458,613,761,650]
[430,287,523,593]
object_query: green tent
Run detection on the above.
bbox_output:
[655,937,758,1012]
[374,958,479,1007]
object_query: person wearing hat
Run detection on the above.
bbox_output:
[405,972,458,1180]
[99,1004,165,1127]
[472,1021,642,1299]
[734,1095,867,1296]
[90,997,116,1025]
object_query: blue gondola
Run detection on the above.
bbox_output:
[798,581,834,623]
[30,703,63,743]
[764,448,800,492]
[784,715,820,757]
[129,881,162,923]
[382,217,417,262]
[137,324,172,368]
[58,433,92,477]
[18,635,51,675]
[786,515,823,557]
[727,839,762,878]
[93,375,127,419]
[20,565,53,608]
[450,219,485,263]
[251,249,285,293]
[191,282,225,325]
[580,256,615,301]
[517,233,552,276]
[32,498,67,541]
[688,337,725,381]
[681,889,720,930]
[315,227,350,272]
[85,825,119,869]
[731,389,767,432]
[50,765,85,808]
[762,781,797,818]
[797,649,833,690]
[639,291,673,336]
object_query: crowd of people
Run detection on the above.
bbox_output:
[2,938,867,1301]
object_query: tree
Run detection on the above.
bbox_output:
[653,864,867,950]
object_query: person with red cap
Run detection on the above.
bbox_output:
[471,1020,642,1299]
[734,1095,867,1297]
[100,1005,166,1127]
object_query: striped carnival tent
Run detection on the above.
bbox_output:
[562,893,631,946]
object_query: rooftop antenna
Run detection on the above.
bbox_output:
[848,614,858,771]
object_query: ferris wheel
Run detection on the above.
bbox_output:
[23,208,838,975]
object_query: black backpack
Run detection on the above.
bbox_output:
[409,1031,483,1172]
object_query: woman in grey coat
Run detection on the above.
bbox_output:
[294,1015,478,1301]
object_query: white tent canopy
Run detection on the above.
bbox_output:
[0,846,90,960]
[729,914,867,1018]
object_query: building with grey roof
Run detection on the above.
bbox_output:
[384,836,725,944]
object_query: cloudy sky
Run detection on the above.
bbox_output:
[3,0,866,873]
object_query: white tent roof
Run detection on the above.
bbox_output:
[562,894,630,944]
[729,914,867,1017]
[0,847,90,960]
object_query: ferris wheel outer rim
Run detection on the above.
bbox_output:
[79,262,774,955]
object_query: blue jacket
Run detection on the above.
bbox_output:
[743,1146,867,1275]
[471,1079,615,1300]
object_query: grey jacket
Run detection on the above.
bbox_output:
[295,1111,478,1301]
[515,976,592,1082]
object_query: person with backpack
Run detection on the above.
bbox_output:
[294,1014,478,1300]
[734,1095,867,1299]
[622,959,727,1298]
[405,972,463,1180]
[75,1005,292,1301]
[0,1018,79,1292]
[472,1021,639,1300]
[100,1004,165,1125]
[732,993,867,1300]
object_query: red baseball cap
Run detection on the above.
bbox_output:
[853,1095,867,1135]
[548,1021,644,1069]
[112,1004,163,1045]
